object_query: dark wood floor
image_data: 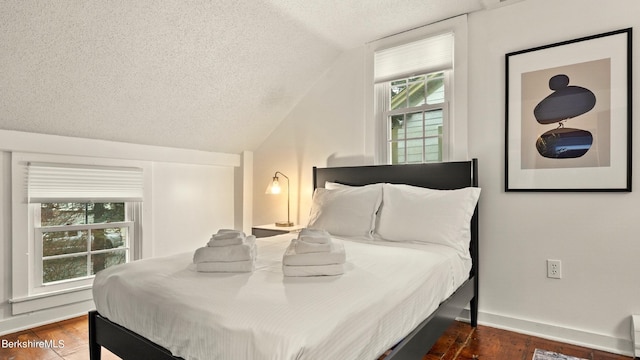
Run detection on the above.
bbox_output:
[418,321,632,360]
[0,316,118,360]
[0,315,632,360]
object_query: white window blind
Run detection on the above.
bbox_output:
[374,32,453,84]
[27,162,144,203]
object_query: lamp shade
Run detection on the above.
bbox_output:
[265,177,281,194]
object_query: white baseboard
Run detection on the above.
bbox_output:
[458,309,634,357]
[0,300,94,336]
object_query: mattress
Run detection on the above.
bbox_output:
[92,234,471,360]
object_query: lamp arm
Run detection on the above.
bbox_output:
[273,171,289,181]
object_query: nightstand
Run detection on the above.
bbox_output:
[251,224,305,238]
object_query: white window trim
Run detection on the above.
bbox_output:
[364,14,469,164]
[10,152,150,315]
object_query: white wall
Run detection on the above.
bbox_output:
[151,162,234,257]
[468,0,639,354]
[253,47,369,226]
[0,130,239,335]
[253,0,640,355]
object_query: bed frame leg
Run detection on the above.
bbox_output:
[88,311,102,360]
[470,297,478,327]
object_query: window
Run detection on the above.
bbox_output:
[384,71,449,164]
[35,202,131,285]
[365,15,468,164]
[26,162,142,289]
[374,32,453,165]
[10,153,145,314]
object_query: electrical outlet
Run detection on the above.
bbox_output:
[547,259,562,279]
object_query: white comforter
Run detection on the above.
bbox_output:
[92,235,470,360]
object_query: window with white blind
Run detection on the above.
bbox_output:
[366,15,468,164]
[375,33,452,164]
[10,153,146,313]
[28,163,142,287]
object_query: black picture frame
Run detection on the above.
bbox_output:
[505,28,632,192]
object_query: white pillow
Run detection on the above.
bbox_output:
[307,184,382,238]
[324,181,351,190]
[376,184,480,257]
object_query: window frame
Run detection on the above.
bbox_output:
[33,204,133,290]
[364,14,468,164]
[10,152,147,315]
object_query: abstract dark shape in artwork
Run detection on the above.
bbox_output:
[533,74,596,159]
[536,127,593,158]
[534,74,596,125]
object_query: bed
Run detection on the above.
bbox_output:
[89,159,479,360]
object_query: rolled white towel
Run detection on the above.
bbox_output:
[283,239,345,266]
[197,260,255,273]
[212,230,245,241]
[283,263,344,277]
[297,228,332,248]
[194,241,256,263]
[298,234,331,245]
[299,228,330,237]
[207,230,250,247]
[208,237,243,247]
[295,238,332,253]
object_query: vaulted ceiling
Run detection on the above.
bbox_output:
[0,0,491,154]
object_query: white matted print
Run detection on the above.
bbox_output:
[506,28,631,191]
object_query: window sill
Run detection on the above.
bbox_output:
[9,285,93,315]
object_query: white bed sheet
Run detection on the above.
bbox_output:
[92,234,471,360]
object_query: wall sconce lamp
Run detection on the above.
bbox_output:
[265,171,293,227]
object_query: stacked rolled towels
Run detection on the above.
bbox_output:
[193,229,256,273]
[282,228,346,277]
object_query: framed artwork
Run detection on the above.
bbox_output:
[505,28,632,191]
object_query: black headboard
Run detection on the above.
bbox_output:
[312,159,479,282]
[313,160,477,190]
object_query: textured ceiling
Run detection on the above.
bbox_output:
[0,0,486,154]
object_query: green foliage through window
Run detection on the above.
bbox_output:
[41,203,125,226]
